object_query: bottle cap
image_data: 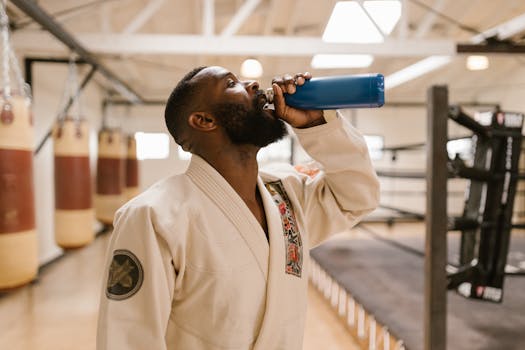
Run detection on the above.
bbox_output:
[265,88,274,104]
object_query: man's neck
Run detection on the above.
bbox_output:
[199,145,260,201]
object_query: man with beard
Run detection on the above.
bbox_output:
[97,66,379,350]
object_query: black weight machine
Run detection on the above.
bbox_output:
[371,102,525,303]
[446,106,525,303]
[377,88,525,350]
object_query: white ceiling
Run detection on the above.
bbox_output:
[7,0,525,103]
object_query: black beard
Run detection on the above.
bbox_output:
[212,96,287,148]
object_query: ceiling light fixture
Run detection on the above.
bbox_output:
[466,55,489,71]
[240,58,263,78]
[363,0,402,35]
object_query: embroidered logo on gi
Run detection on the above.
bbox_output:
[106,249,144,301]
[265,180,303,277]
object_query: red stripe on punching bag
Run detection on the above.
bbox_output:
[0,149,35,233]
[96,158,125,195]
[126,158,139,188]
[54,156,92,210]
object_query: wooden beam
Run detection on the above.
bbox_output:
[414,0,446,38]
[202,0,215,36]
[12,32,457,57]
[122,0,165,34]
[221,0,261,36]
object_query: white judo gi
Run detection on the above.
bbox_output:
[97,112,380,350]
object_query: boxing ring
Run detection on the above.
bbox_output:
[310,224,525,350]
[310,86,525,350]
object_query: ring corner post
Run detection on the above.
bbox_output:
[425,85,448,350]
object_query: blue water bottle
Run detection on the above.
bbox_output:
[266,74,384,110]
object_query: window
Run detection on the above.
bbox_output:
[177,145,192,160]
[134,132,170,160]
[364,135,384,160]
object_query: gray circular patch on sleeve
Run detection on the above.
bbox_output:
[106,249,144,301]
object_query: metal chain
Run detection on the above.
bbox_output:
[9,44,28,98]
[56,54,84,122]
[0,1,29,100]
[68,55,82,121]
[56,62,71,122]
[0,0,11,99]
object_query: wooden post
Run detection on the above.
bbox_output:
[425,85,448,350]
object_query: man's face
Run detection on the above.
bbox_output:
[211,93,288,148]
[194,66,288,147]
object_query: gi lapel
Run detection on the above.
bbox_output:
[185,155,269,281]
[252,178,292,349]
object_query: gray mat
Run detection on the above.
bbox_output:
[310,226,525,350]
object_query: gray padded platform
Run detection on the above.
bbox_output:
[310,225,525,350]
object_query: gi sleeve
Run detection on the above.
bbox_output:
[97,205,175,350]
[292,110,380,247]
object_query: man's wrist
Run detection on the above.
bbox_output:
[295,116,326,129]
[294,110,338,129]
[323,110,338,122]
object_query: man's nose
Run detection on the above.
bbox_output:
[244,80,260,94]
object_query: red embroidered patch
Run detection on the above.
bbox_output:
[265,180,303,277]
[294,164,320,178]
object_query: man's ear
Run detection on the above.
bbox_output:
[188,112,217,132]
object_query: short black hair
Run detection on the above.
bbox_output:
[164,66,208,144]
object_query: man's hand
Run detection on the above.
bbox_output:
[272,73,326,129]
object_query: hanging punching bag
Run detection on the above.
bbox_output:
[0,95,38,289]
[95,128,126,225]
[125,134,139,200]
[53,117,94,248]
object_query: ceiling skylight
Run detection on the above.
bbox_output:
[323,1,382,43]
[363,0,402,35]
[311,54,374,69]
[322,1,402,43]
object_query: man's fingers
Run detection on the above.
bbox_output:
[273,72,311,93]
[295,74,305,86]
[283,74,296,94]
[272,82,283,98]
[271,76,283,85]
[272,83,294,123]
[271,76,288,94]
[272,83,285,115]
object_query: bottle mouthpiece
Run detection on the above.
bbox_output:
[264,88,274,104]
